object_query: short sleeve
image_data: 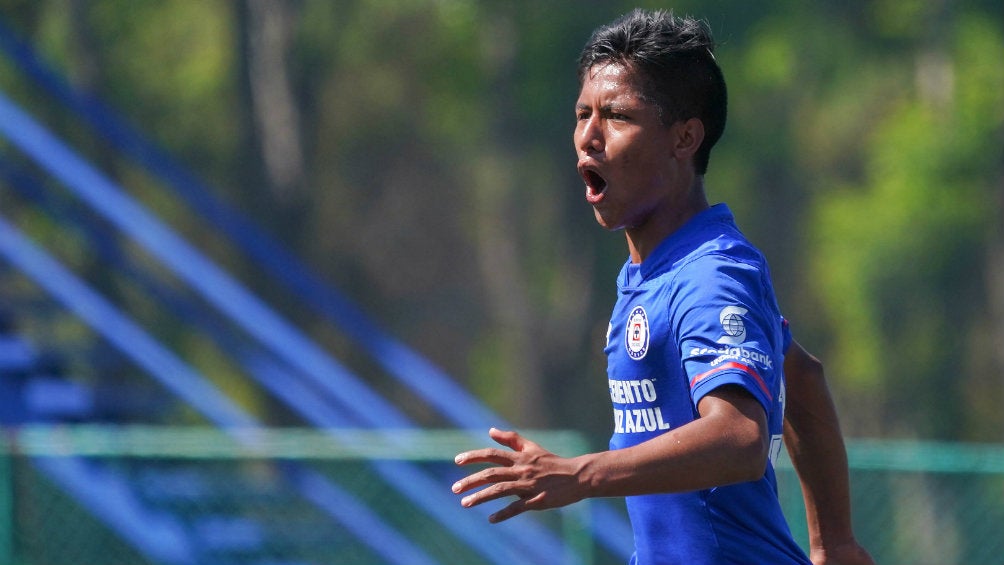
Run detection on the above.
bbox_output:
[670,254,783,414]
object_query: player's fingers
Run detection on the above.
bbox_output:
[451,465,517,495]
[459,479,528,509]
[487,490,550,523]
[454,446,516,467]
[489,427,537,452]
[488,496,530,523]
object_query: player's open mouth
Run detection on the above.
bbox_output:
[582,169,607,203]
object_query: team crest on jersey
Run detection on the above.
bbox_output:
[625,306,650,360]
[717,306,748,345]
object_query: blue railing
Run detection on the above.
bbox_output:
[0,212,443,565]
[0,16,502,432]
[0,90,569,564]
[0,17,634,562]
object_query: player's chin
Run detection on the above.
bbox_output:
[592,207,623,232]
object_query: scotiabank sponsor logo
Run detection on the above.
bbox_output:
[717,306,748,345]
[690,345,774,369]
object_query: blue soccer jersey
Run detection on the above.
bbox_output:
[605,204,810,565]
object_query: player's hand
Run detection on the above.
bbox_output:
[810,541,876,565]
[452,427,586,523]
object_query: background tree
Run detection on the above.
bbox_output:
[0,0,1001,444]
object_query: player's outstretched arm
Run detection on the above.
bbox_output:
[453,386,769,523]
[783,340,875,565]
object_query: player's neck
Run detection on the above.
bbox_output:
[626,179,709,264]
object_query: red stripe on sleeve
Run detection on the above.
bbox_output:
[689,361,770,398]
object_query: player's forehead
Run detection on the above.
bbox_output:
[577,62,648,106]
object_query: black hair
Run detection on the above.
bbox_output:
[577,9,727,175]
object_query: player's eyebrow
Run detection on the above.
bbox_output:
[576,102,632,114]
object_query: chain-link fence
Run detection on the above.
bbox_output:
[0,426,597,565]
[1,426,1002,565]
[776,439,1004,565]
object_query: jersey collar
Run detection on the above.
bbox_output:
[617,203,736,289]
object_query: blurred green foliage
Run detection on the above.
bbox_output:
[0,0,1001,443]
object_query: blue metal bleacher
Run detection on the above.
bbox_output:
[0,17,633,565]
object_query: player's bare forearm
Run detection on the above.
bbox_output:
[809,542,877,565]
[783,340,874,565]
[452,387,770,522]
[580,385,769,497]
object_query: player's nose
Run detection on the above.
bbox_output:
[575,116,604,156]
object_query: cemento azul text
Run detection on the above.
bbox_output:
[608,378,658,403]
[609,378,671,434]
[614,406,671,433]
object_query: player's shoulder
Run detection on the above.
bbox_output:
[675,235,767,281]
[634,204,770,288]
[662,240,774,319]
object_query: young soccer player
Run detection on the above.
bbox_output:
[453,9,872,565]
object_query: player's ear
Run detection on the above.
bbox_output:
[672,118,705,161]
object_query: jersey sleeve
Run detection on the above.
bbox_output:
[670,253,783,414]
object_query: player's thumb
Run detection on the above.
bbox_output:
[489,427,526,451]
